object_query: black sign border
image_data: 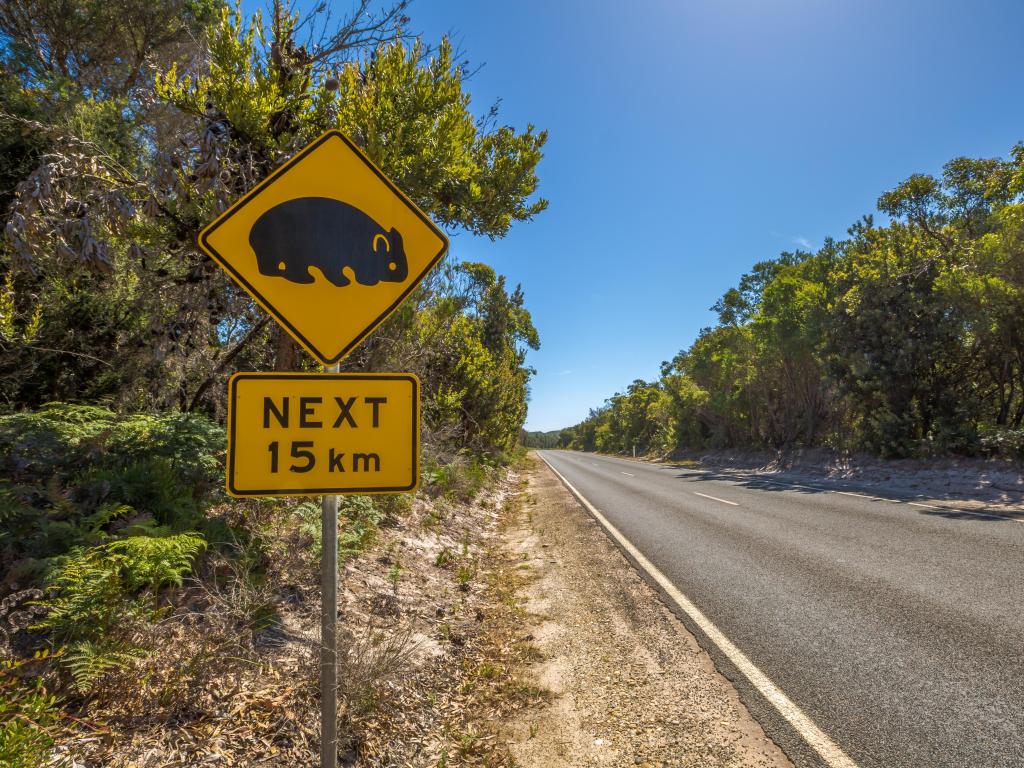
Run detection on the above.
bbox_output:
[198,130,449,365]
[227,372,419,497]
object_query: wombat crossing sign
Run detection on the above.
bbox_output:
[198,131,443,768]
[197,130,449,365]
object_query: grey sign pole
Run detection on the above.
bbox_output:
[321,363,340,767]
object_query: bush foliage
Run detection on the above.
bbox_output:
[0,652,66,767]
[0,404,223,571]
[0,0,545,757]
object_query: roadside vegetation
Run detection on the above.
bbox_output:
[0,1,545,764]
[541,146,1024,459]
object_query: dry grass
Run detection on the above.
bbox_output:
[351,472,550,767]
[38,467,549,767]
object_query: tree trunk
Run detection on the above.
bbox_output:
[273,325,302,371]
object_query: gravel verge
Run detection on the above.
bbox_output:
[502,456,793,768]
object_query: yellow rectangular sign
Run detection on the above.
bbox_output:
[226,372,419,497]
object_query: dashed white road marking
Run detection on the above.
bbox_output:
[693,491,739,507]
[621,471,635,477]
[538,453,860,768]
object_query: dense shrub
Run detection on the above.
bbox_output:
[422,455,491,502]
[0,652,65,767]
[39,533,207,641]
[0,404,224,574]
[978,426,1024,460]
[292,495,410,560]
[34,533,205,691]
[563,146,1024,460]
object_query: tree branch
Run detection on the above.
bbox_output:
[186,316,271,411]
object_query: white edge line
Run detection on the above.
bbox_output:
[537,453,860,768]
[693,491,739,507]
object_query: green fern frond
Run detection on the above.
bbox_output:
[35,532,206,641]
[82,503,134,532]
[104,532,206,591]
[63,640,146,693]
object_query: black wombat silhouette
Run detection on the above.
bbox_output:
[249,197,408,287]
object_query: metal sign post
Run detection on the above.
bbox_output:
[197,128,443,765]
[321,362,339,768]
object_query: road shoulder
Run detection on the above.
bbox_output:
[649,451,1024,520]
[502,455,793,767]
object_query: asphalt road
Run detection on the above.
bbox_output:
[536,450,1024,768]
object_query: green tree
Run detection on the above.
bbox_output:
[416,262,539,454]
[2,1,547,424]
[563,141,1024,460]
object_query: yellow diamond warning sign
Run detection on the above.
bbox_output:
[226,372,419,497]
[198,131,448,365]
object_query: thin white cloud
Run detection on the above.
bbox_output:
[555,369,572,376]
[793,236,812,249]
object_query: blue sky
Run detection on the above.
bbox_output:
[408,0,1024,431]
[280,0,1024,431]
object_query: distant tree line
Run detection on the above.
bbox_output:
[560,146,1024,459]
[521,428,566,449]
